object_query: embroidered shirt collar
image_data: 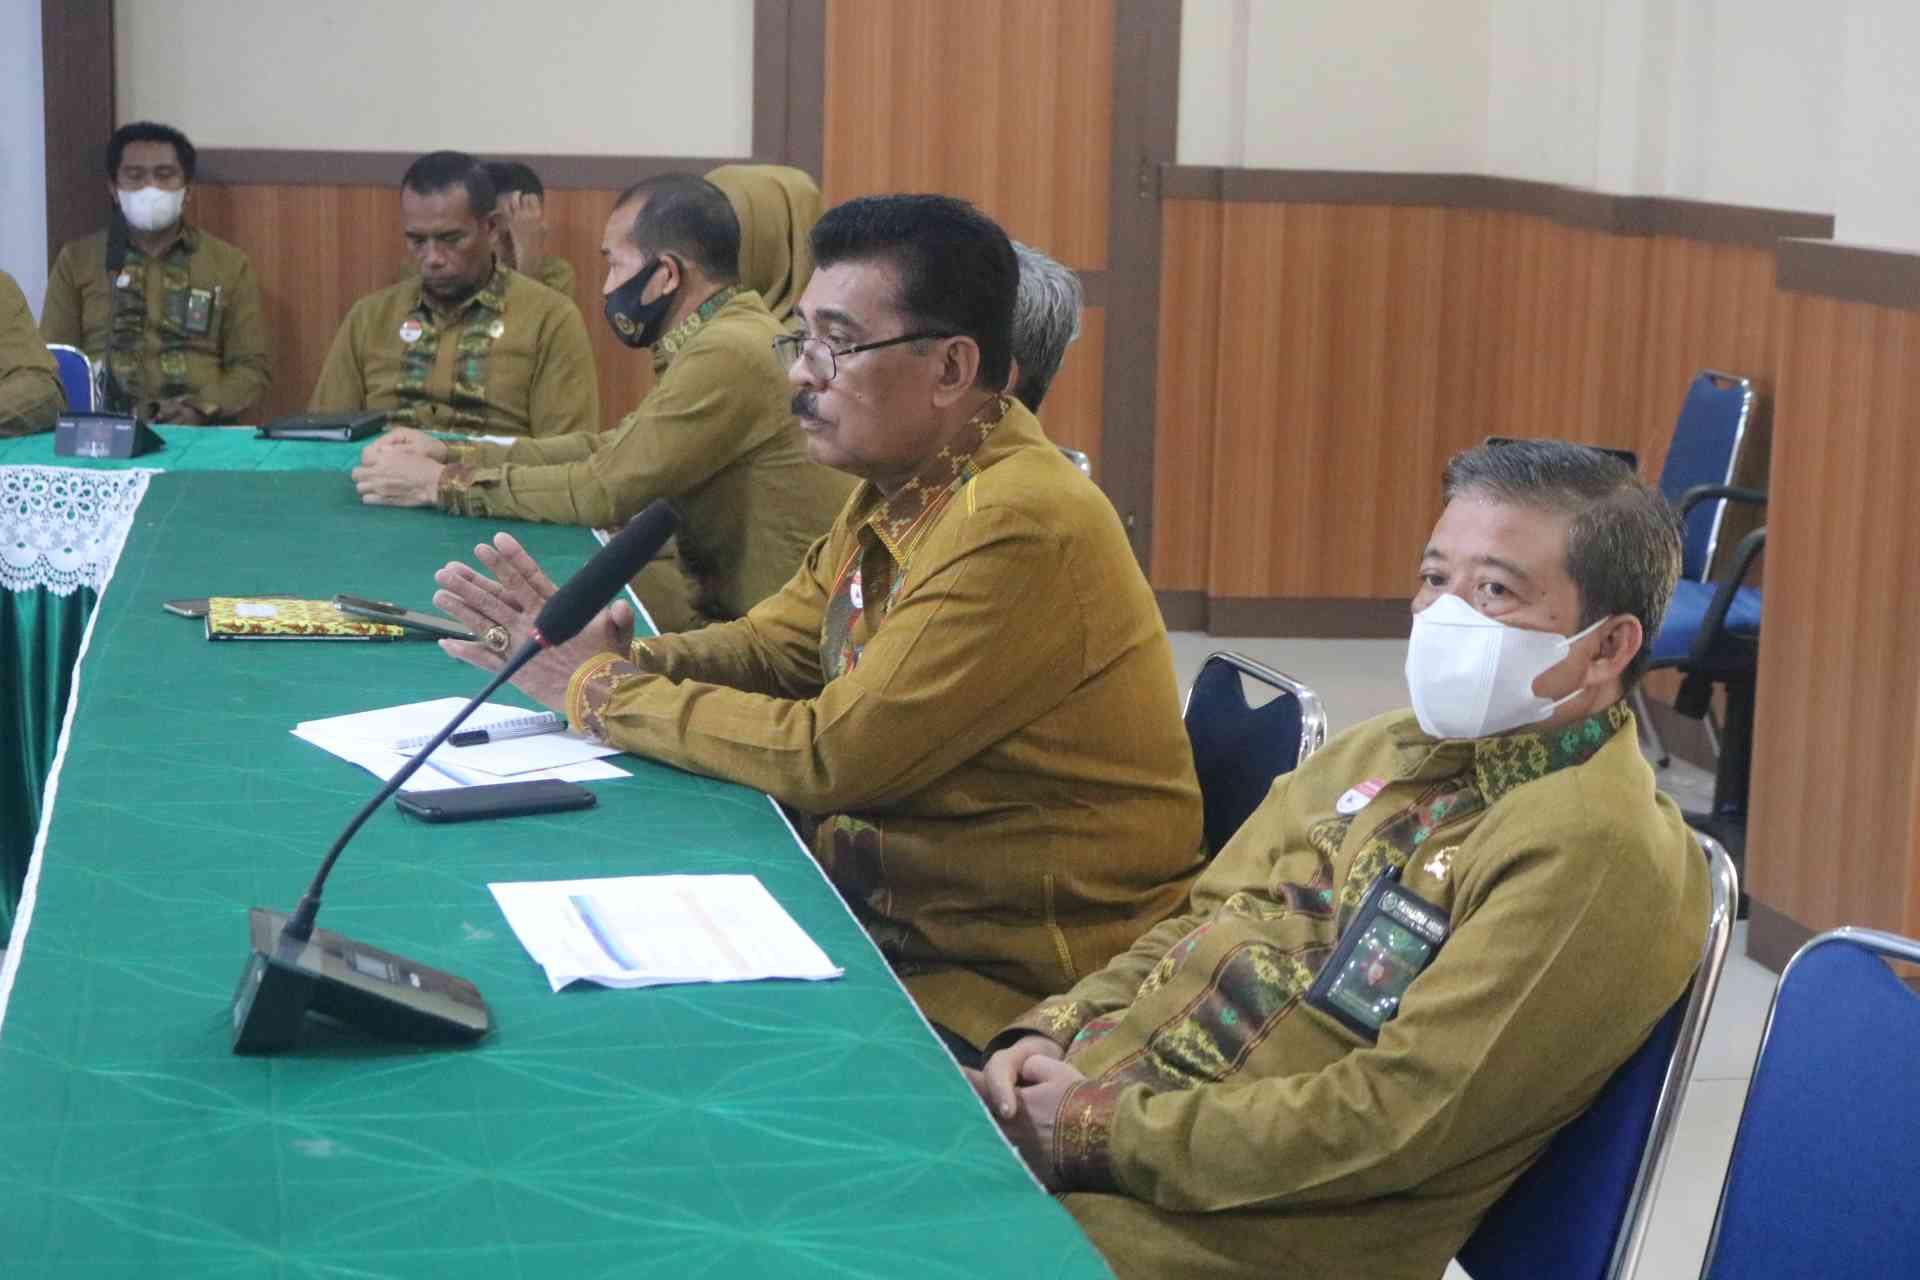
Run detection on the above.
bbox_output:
[651,284,741,371]
[129,222,198,260]
[851,394,1010,560]
[1469,700,1632,806]
[414,262,509,322]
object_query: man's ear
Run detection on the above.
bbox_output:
[930,335,983,407]
[1590,614,1643,684]
[645,253,683,304]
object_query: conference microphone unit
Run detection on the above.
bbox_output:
[230,501,682,1053]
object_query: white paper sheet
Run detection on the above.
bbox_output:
[293,697,629,790]
[489,875,844,992]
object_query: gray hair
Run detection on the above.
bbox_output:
[1442,439,1682,689]
[1008,240,1083,411]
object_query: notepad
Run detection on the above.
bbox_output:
[206,597,406,641]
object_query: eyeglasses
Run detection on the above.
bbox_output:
[771,330,956,383]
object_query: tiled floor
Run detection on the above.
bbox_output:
[1169,632,1768,1280]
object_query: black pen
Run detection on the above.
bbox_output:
[448,713,566,748]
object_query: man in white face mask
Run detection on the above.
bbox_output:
[969,439,1710,1280]
[41,121,272,424]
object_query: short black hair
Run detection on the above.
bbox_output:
[612,174,740,283]
[485,161,544,200]
[107,121,196,181]
[402,151,497,218]
[809,194,1016,391]
[1443,439,1683,689]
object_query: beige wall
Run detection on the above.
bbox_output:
[1176,0,1891,230]
[115,0,754,157]
[1178,0,1491,172]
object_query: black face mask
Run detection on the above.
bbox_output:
[603,257,677,349]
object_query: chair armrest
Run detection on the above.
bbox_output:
[1677,484,1768,521]
[1688,527,1768,664]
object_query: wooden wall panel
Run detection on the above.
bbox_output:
[1750,293,1920,938]
[1151,199,1223,591]
[1038,307,1106,476]
[189,184,649,425]
[821,0,1113,270]
[1152,202,1790,611]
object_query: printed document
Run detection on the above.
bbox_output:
[489,875,844,992]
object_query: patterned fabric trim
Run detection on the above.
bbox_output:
[1054,1077,1127,1192]
[566,652,633,741]
[390,265,510,433]
[1473,700,1631,807]
[436,461,480,514]
[105,227,197,408]
[651,285,740,365]
[863,394,1009,559]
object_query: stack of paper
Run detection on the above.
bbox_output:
[490,875,844,991]
[293,697,630,791]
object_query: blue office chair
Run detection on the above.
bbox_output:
[1181,652,1327,855]
[47,344,94,412]
[1457,832,1739,1280]
[1699,926,1920,1279]
[1637,371,1764,758]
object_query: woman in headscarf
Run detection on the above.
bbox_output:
[703,164,823,324]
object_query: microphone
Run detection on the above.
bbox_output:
[230,501,682,1053]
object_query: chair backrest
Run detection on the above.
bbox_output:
[1656,371,1754,581]
[1700,926,1920,1279]
[46,344,94,413]
[1457,833,1738,1280]
[1181,652,1327,855]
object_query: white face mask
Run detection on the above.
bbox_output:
[118,185,185,233]
[1404,593,1609,740]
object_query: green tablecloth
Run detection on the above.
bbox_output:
[1,429,368,936]
[0,470,1108,1276]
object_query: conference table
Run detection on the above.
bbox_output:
[0,430,1110,1276]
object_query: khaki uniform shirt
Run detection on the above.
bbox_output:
[437,288,852,626]
[309,264,597,438]
[41,225,271,421]
[563,397,1205,1045]
[0,271,64,437]
[398,253,575,301]
[997,706,1709,1280]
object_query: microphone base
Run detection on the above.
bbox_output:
[230,907,492,1054]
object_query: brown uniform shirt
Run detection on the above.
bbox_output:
[309,264,597,438]
[41,225,271,421]
[997,707,1707,1280]
[437,287,852,626]
[562,397,1206,1045]
[0,271,64,437]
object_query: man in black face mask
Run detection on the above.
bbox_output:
[354,173,852,631]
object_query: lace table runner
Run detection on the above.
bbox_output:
[0,465,155,596]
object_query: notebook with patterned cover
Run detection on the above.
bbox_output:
[205,597,408,641]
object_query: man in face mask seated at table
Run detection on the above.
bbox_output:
[40,121,272,424]
[424,194,1206,1060]
[968,439,1710,1280]
[310,150,599,439]
[352,173,852,631]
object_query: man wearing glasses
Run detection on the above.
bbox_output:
[354,173,851,630]
[431,194,1205,1062]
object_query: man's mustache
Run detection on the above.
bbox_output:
[791,391,822,422]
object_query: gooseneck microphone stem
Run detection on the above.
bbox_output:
[279,638,540,946]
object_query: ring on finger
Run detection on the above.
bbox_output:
[483,624,511,655]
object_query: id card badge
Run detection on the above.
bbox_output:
[1305,867,1450,1041]
[184,287,215,335]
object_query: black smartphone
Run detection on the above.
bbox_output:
[334,594,478,642]
[393,779,597,823]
